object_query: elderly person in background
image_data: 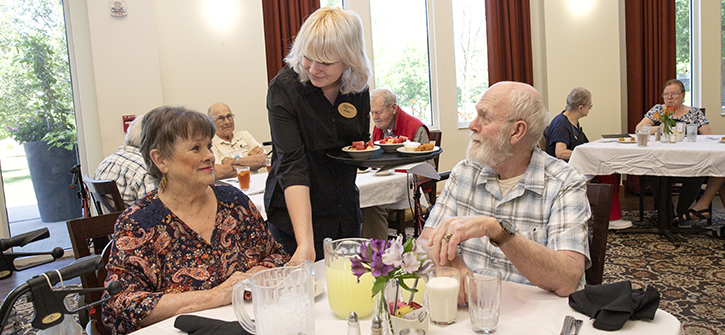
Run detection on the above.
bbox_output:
[266,6,372,261]
[635,79,711,222]
[94,114,156,207]
[361,88,432,241]
[370,88,430,144]
[424,82,590,303]
[208,102,266,179]
[545,87,631,230]
[102,106,289,334]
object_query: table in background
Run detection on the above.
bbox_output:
[221,171,418,220]
[131,261,683,335]
[569,135,725,241]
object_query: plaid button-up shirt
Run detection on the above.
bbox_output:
[426,148,591,288]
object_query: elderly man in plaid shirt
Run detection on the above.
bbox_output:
[422,82,591,304]
[94,115,156,207]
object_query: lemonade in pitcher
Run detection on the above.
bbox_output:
[325,258,375,318]
[324,238,377,318]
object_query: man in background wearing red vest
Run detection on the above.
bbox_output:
[362,88,432,241]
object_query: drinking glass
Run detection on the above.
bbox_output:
[236,166,250,190]
[687,124,697,142]
[636,129,648,147]
[426,266,459,325]
[467,269,501,334]
[265,156,272,173]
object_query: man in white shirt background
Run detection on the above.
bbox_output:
[208,102,267,179]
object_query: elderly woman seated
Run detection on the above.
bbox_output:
[102,106,289,334]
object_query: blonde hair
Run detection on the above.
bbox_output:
[285,6,371,94]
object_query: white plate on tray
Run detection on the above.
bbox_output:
[396,146,440,154]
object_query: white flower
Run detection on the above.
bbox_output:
[401,252,421,274]
[382,235,404,267]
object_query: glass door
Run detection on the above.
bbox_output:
[0,0,79,252]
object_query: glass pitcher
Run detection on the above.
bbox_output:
[232,261,315,335]
[323,237,376,318]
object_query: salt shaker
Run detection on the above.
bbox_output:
[371,316,382,335]
[347,311,361,335]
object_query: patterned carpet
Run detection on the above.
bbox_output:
[606,210,725,334]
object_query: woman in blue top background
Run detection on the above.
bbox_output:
[546,88,631,229]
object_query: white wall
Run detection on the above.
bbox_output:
[534,0,626,139]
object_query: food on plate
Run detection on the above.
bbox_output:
[618,137,635,142]
[378,135,409,144]
[415,143,435,151]
[721,136,725,141]
[404,142,420,152]
[350,140,375,150]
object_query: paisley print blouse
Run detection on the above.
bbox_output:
[101,185,289,334]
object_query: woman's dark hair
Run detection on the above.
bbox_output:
[140,105,216,182]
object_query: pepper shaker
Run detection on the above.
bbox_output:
[371,316,382,335]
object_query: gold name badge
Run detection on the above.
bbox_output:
[338,102,357,119]
[42,313,62,324]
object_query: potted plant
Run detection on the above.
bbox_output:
[3,33,80,222]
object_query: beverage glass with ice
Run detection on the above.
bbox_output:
[467,269,501,334]
[426,266,460,325]
[233,262,315,335]
[687,124,697,142]
[236,166,250,190]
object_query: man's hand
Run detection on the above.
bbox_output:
[427,216,499,265]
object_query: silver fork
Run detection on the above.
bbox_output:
[559,315,574,335]
[572,319,583,335]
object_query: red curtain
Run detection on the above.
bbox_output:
[262,0,319,83]
[485,0,534,86]
[625,0,676,133]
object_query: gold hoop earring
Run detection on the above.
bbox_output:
[159,174,167,193]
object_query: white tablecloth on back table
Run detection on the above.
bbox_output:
[569,135,725,178]
[131,261,683,335]
[222,171,419,220]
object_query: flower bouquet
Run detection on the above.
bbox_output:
[653,105,676,137]
[351,236,433,335]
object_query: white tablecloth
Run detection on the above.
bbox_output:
[131,261,683,335]
[568,135,725,178]
[221,171,419,220]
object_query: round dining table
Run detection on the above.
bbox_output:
[129,261,683,335]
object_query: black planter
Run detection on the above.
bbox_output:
[23,141,81,222]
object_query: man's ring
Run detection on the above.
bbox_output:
[443,233,453,243]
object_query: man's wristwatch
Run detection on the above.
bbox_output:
[490,220,515,248]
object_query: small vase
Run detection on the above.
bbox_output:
[660,125,670,143]
[374,280,395,335]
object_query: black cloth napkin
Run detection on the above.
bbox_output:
[568,281,660,331]
[174,315,252,335]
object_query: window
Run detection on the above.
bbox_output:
[369,0,432,125]
[721,0,725,110]
[452,0,488,124]
[675,0,691,106]
[320,0,343,8]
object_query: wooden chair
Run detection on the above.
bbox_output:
[84,174,126,214]
[585,183,613,285]
[66,211,121,335]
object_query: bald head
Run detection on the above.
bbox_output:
[208,102,235,141]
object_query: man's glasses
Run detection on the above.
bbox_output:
[214,114,235,123]
[662,92,682,98]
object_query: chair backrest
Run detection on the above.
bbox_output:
[84,174,126,214]
[66,212,120,303]
[585,183,613,285]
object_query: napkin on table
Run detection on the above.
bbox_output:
[174,315,252,335]
[568,281,660,331]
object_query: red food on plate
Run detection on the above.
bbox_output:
[352,141,364,147]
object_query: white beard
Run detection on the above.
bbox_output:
[466,130,514,167]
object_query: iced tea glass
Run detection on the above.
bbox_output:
[236,166,250,190]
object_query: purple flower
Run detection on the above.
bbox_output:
[350,257,370,283]
[370,252,394,277]
[369,239,387,254]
